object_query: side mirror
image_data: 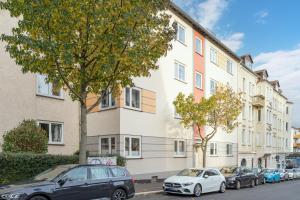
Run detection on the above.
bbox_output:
[204,174,209,179]
[58,177,69,186]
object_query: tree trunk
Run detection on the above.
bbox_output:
[79,103,88,164]
[202,145,207,168]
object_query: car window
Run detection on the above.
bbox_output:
[111,167,126,178]
[64,167,88,181]
[204,170,216,177]
[210,170,219,176]
[90,167,109,180]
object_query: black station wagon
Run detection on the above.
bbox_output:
[0,164,135,200]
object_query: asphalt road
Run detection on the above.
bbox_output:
[134,179,300,200]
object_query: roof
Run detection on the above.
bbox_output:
[254,69,269,78]
[270,80,280,87]
[241,54,254,63]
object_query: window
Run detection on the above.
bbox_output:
[174,140,185,156]
[248,130,252,145]
[195,72,203,89]
[174,62,186,82]
[210,143,217,155]
[99,137,116,154]
[111,167,126,177]
[286,122,289,131]
[37,74,62,98]
[286,107,289,114]
[242,78,246,92]
[125,136,141,158]
[210,79,217,94]
[258,109,261,122]
[101,90,115,109]
[242,104,246,119]
[227,60,233,74]
[195,37,202,54]
[174,106,181,119]
[249,106,252,121]
[242,129,246,145]
[125,87,141,110]
[64,167,88,182]
[210,48,218,64]
[176,23,186,44]
[226,144,233,155]
[90,167,109,180]
[39,121,63,144]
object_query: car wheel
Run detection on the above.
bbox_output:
[219,182,226,193]
[250,179,255,187]
[262,178,266,184]
[29,196,48,200]
[236,181,241,190]
[112,189,127,200]
[255,179,259,186]
[194,184,202,197]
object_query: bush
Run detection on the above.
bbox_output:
[0,152,78,184]
[2,120,48,153]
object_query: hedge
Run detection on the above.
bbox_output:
[0,153,78,184]
[0,153,127,184]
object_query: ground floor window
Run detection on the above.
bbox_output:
[174,140,186,157]
[226,144,233,156]
[210,142,217,156]
[125,136,141,158]
[38,121,63,144]
[99,137,116,155]
[241,158,247,167]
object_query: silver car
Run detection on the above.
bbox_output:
[286,169,295,180]
[293,168,300,179]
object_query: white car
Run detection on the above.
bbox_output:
[163,168,226,197]
[286,169,295,180]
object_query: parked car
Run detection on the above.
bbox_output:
[293,168,300,179]
[263,169,281,183]
[277,169,289,181]
[0,164,135,200]
[251,168,265,185]
[221,167,256,190]
[286,169,295,180]
[163,168,226,197]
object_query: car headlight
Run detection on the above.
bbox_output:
[182,182,194,186]
[1,193,23,200]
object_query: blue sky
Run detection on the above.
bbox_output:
[173,0,300,127]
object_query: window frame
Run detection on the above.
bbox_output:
[98,136,116,155]
[195,72,203,89]
[195,37,203,55]
[174,61,186,82]
[100,90,116,110]
[124,87,142,111]
[176,22,186,44]
[210,79,217,94]
[209,142,218,156]
[38,121,64,145]
[36,74,64,99]
[174,139,186,157]
[124,136,142,159]
[226,143,233,156]
[226,60,233,74]
[210,48,218,64]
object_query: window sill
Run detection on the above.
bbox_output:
[209,155,218,157]
[176,39,187,47]
[174,155,186,158]
[48,143,65,146]
[195,51,203,57]
[195,87,203,91]
[100,106,117,111]
[174,78,187,84]
[226,155,234,157]
[123,106,142,112]
[125,157,142,160]
[36,94,64,101]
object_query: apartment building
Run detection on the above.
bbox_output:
[292,127,300,152]
[0,11,80,154]
[86,7,196,179]
[203,38,239,168]
[237,55,258,168]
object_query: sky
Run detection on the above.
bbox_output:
[173,0,300,127]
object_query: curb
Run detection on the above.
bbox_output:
[135,190,164,196]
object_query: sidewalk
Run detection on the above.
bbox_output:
[135,181,164,195]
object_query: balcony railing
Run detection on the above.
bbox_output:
[252,95,265,108]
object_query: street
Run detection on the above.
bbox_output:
[134,180,300,200]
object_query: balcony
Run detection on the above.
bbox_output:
[252,95,265,108]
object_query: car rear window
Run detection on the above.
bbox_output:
[111,167,127,177]
[90,167,109,180]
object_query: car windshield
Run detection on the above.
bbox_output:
[34,164,77,181]
[264,169,274,173]
[177,169,203,177]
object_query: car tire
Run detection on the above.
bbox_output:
[236,181,241,190]
[262,178,266,184]
[255,178,259,186]
[29,196,48,200]
[250,179,255,187]
[219,182,226,193]
[112,188,127,200]
[194,184,202,197]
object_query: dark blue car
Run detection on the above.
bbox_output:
[263,169,280,183]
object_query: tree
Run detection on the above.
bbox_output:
[2,119,48,154]
[173,85,242,168]
[1,0,175,163]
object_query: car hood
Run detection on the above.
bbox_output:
[164,176,198,183]
[0,180,55,194]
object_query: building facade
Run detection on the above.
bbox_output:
[0,11,80,155]
[292,127,300,152]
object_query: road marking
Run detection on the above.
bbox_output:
[135,190,164,196]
